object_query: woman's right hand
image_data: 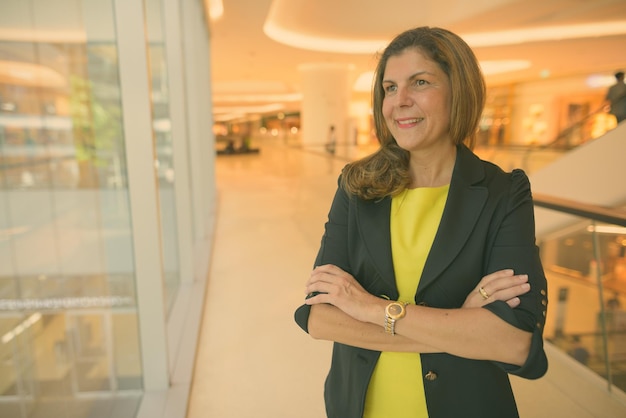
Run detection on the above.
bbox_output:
[462,269,530,309]
[305,264,384,324]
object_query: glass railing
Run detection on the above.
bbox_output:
[518,107,618,172]
[534,193,626,393]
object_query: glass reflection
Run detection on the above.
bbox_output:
[541,220,626,392]
[0,0,143,416]
[145,0,181,315]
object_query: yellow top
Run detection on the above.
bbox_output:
[363,185,449,418]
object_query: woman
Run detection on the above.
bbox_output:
[294,27,548,418]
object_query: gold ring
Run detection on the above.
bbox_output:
[478,286,490,300]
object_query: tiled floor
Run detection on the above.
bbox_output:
[186,138,626,418]
[186,139,342,418]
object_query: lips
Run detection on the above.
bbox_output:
[396,117,423,127]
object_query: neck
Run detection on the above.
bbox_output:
[408,143,457,188]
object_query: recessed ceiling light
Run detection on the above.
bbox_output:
[481,60,531,75]
[208,0,224,21]
[264,19,626,54]
[586,74,621,88]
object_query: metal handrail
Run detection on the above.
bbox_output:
[533,192,626,393]
[533,192,626,227]
[548,106,607,148]
[520,106,609,171]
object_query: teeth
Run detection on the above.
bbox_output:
[400,118,421,123]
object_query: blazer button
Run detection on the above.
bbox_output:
[424,371,438,381]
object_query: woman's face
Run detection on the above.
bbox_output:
[381,48,452,153]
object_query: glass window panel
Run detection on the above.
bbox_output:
[113,312,142,390]
[541,219,626,393]
[0,0,145,415]
[145,0,180,315]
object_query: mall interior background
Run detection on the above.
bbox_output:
[0,0,625,417]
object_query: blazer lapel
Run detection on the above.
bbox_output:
[417,145,488,293]
[355,196,397,291]
[353,145,487,297]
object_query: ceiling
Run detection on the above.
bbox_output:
[1,0,625,124]
[208,0,626,122]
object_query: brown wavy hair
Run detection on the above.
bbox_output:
[341,27,486,200]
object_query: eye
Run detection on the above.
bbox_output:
[413,79,428,87]
[383,83,397,94]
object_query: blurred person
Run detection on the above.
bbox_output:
[325,125,337,154]
[607,291,621,310]
[606,71,626,124]
[295,26,548,418]
[569,335,590,365]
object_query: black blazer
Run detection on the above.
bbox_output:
[295,145,548,418]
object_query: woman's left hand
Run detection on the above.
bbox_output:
[304,264,383,323]
[462,269,530,309]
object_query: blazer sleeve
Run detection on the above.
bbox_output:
[294,175,351,333]
[482,169,548,379]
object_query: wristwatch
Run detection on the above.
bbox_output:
[384,301,407,336]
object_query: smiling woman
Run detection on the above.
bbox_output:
[294,26,548,418]
[380,50,453,169]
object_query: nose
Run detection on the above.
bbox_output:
[396,85,412,106]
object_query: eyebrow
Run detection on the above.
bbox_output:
[382,70,434,84]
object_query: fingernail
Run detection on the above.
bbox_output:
[521,283,530,290]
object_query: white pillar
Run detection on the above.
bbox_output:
[180,0,216,278]
[181,0,207,245]
[113,0,169,390]
[299,63,353,147]
[162,0,194,283]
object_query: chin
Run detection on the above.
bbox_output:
[395,139,426,152]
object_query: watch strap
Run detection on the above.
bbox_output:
[384,301,407,336]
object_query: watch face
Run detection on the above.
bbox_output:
[386,302,405,319]
[388,304,403,316]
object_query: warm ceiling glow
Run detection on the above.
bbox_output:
[213,103,286,121]
[480,60,531,75]
[353,71,374,92]
[212,93,302,103]
[462,21,626,47]
[264,20,626,54]
[208,0,224,21]
[0,29,85,43]
[264,21,388,54]
[586,225,626,235]
[586,74,620,88]
[0,60,66,88]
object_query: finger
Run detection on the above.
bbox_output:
[491,282,530,302]
[304,290,330,305]
[506,297,521,308]
[305,276,335,295]
[305,270,354,294]
[486,274,528,296]
[313,264,347,277]
[479,269,515,287]
[478,273,528,298]
[306,268,339,287]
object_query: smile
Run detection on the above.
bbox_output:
[396,118,423,126]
